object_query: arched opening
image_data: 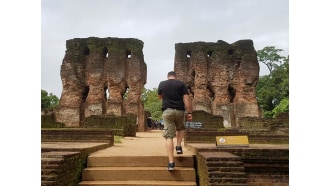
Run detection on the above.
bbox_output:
[227,49,234,55]
[82,86,89,102]
[207,50,213,57]
[228,84,236,103]
[207,84,215,101]
[104,87,109,100]
[84,46,90,55]
[189,70,196,97]
[122,86,129,100]
[186,50,192,58]
[126,50,132,59]
[103,47,109,58]
[191,70,196,79]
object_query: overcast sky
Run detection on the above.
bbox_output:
[41,0,289,97]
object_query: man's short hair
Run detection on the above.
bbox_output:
[167,71,176,77]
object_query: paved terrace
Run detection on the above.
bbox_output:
[42,129,288,162]
[89,130,195,157]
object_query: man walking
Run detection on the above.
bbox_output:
[158,71,193,170]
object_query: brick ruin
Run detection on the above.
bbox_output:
[54,37,260,130]
[174,40,260,127]
[55,37,147,131]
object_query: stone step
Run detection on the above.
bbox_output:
[41,168,59,175]
[41,180,56,186]
[206,160,244,167]
[41,157,64,162]
[82,167,196,181]
[79,180,197,186]
[218,166,246,172]
[41,174,57,181]
[41,164,60,170]
[87,156,194,167]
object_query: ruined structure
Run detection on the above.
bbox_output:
[55,37,147,131]
[174,40,260,127]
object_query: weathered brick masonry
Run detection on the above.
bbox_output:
[41,129,114,186]
[174,40,260,127]
[55,37,147,132]
[197,152,247,186]
[41,151,86,186]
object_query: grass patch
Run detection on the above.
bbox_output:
[114,135,123,143]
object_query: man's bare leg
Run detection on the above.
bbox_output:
[165,138,174,163]
[176,129,185,147]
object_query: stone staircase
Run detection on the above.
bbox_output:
[41,157,61,185]
[79,155,197,186]
[196,152,247,185]
[41,151,84,186]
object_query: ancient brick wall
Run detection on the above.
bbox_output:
[174,40,260,127]
[185,112,289,144]
[55,37,147,131]
[81,114,137,137]
[41,151,86,186]
[196,152,247,185]
[41,128,115,145]
[195,149,289,186]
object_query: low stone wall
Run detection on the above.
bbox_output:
[238,117,289,135]
[41,113,138,137]
[41,128,114,186]
[226,148,288,185]
[41,142,111,186]
[41,128,115,146]
[185,113,289,144]
[186,110,224,129]
[41,113,65,128]
[81,114,137,137]
[41,151,86,186]
[185,128,289,144]
[186,112,289,185]
[188,144,289,186]
[196,152,247,185]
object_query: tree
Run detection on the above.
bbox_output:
[142,88,162,120]
[256,47,289,118]
[41,89,59,111]
[257,46,286,76]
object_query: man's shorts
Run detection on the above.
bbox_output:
[162,109,185,139]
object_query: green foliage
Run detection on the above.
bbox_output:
[114,135,122,143]
[272,98,289,118]
[257,46,286,75]
[142,87,163,120]
[256,46,289,118]
[41,89,59,111]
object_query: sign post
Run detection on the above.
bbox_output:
[185,121,202,129]
[215,136,249,147]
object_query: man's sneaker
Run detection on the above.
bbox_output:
[176,146,183,154]
[168,162,175,171]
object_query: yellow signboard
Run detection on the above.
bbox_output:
[216,136,249,147]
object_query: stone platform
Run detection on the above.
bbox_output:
[41,130,289,185]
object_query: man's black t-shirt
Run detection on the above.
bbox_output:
[158,79,189,111]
